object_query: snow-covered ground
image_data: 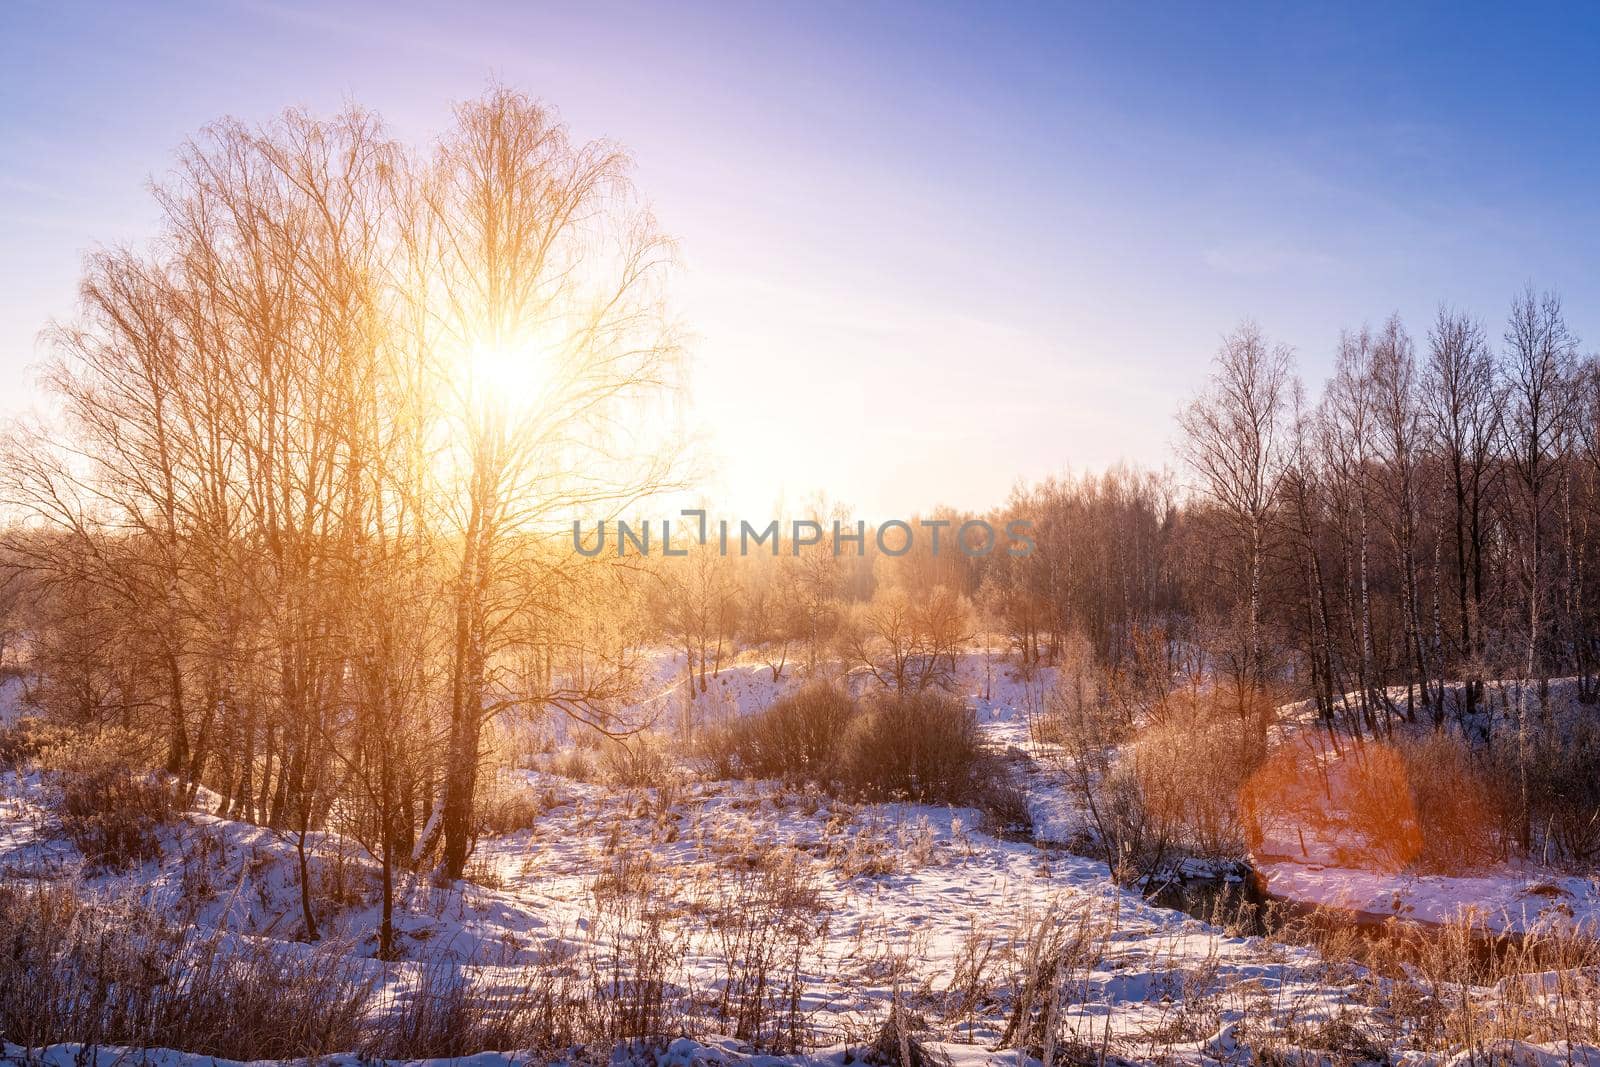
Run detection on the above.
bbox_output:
[0,764,1358,1064]
[3,656,1600,1064]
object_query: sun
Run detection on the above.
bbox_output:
[462,334,555,411]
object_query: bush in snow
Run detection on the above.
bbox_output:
[699,685,1018,815]
[53,764,174,872]
[702,681,856,782]
[476,779,548,834]
[1512,716,1600,865]
[0,715,50,769]
[598,731,674,786]
[1055,675,1268,885]
[548,730,676,787]
[1331,731,1505,873]
[1133,705,1259,858]
[839,689,994,805]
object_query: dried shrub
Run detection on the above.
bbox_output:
[1343,744,1422,871]
[1033,630,1120,749]
[1058,680,1269,884]
[698,687,1015,818]
[599,732,673,787]
[974,776,1033,838]
[0,715,51,769]
[865,1002,948,1067]
[1346,735,1502,873]
[701,682,857,781]
[550,746,596,782]
[477,778,546,834]
[1519,717,1600,864]
[691,719,742,780]
[53,765,174,872]
[1089,759,1168,883]
[839,690,991,804]
[1396,731,1503,870]
[32,722,160,779]
[1132,710,1256,858]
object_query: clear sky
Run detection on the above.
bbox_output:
[3,1,1598,517]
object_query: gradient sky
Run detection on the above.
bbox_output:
[3,1,1598,517]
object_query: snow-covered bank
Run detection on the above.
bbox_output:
[1257,858,1600,937]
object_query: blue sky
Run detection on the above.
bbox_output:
[2,1,1597,515]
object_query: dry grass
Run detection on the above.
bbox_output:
[1340,915,1600,1056]
[0,881,372,1058]
[1189,902,1600,1064]
[584,882,692,1046]
[698,848,828,1051]
[366,955,586,1059]
[825,813,940,879]
[866,1000,950,1067]
[6,851,1600,1064]
[7,703,1600,1065]
[998,900,1109,1061]
[548,745,597,782]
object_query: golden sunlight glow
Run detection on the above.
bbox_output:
[463,336,554,410]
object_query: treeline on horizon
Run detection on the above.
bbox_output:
[3,85,1600,953]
